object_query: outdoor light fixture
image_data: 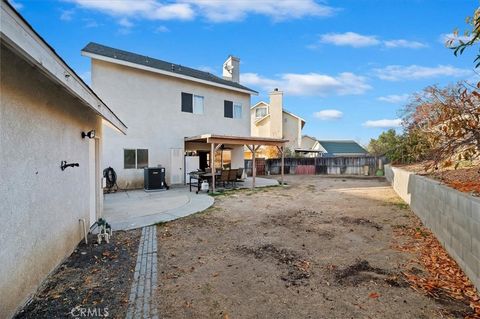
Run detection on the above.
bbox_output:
[61,161,79,171]
[81,129,95,139]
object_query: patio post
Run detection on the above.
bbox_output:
[252,145,256,189]
[211,142,215,193]
[276,145,285,186]
[281,146,284,186]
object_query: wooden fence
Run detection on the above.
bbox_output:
[245,156,380,176]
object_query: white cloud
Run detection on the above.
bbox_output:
[242,72,371,96]
[374,64,472,81]
[319,32,380,47]
[60,9,74,21]
[183,0,336,22]
[83,18,99,28]
[118,17,134,28]
[383,39,426,49]
[313,109,343,120]
[363,118,402,128]
[440,33,473,47]
[8,0,23,10]
[67,0,335,24]
[313,32,426,49]
[377,94,410,103]
[155,25,170,33]
[69,0,194,21]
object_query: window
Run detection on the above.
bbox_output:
[181,92,193,113]
[124,149,136,169]
[124,149,148,169]
[224,100,233,118]
[193,95,204,114]
[137,149,149,168]
[233,102,242,119]
[182,92,204,114]
[256,107,267,118]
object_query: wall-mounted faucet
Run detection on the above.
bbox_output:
[61,161,79,171]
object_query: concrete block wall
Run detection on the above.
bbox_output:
[385,165,480,292]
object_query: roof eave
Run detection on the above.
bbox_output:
[1,3,127,134]
[82,50,258,96]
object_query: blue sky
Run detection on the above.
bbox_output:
[10,0,478,145]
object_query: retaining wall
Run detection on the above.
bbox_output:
[385,165,480,292]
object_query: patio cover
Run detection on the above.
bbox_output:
[185,134,288,192]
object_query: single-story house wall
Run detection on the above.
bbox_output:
[0,3,126,318]
[82,43,258,188]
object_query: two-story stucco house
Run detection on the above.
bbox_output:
[250,89,305,155]
[0,3,126,318]
[81,43,259,188]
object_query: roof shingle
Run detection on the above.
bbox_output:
[82,42,257,94]
[317,140,367,154]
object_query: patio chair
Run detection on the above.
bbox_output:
[218,169,230,188]
[236,168,244,182]
[228,169,238,188]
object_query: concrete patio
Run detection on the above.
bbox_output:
[103,177,279,230]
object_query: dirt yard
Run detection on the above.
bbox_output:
[156,175,478,319]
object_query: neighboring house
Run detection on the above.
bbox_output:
[82,43,258,188]
[0,3,126,318]
[250,89,306,153]
[298,137,368,157]
[317,140,368,157]
[296,135,326,157]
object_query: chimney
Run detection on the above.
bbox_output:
[222,55,240,83]
[269,88,283,139]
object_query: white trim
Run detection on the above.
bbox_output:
[250,101,269,109]
[1,3,127,134]
[82,51,258,96]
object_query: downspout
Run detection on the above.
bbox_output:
[79,218,88,244]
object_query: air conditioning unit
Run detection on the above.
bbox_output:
[144,167,168,191]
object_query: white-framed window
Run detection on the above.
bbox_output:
[256,107,267,118]
[181,92,204,115]
[193,95,204,114]
[233,102,242,119]
[124,149,148,169]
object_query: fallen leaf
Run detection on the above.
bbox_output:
[369,292,380,299]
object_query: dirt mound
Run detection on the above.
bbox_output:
[237,244,312,287]
[340,216,383,231]
[334,259,406,287]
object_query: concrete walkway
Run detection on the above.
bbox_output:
[103,177,278,230]
[104,187,213,230]
[239,177,279,188]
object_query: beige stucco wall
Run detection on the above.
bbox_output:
[301,136,317,149]
[92,60,251,188]
[0,45,103,318]
[282,112,302,150]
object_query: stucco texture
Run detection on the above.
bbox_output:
[92,60,251,188]
[0,45,102,318]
